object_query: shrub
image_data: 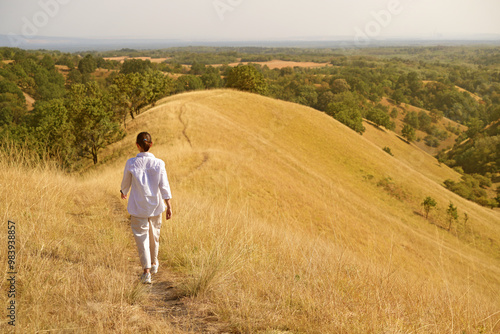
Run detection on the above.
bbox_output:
[444,174,495,207]
[422,196,437,219]
[424,135,440,147]
[446,202,458,231]
[377,177,408,200]
[383,147,394,156]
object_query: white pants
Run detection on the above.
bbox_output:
[130,215,162,270]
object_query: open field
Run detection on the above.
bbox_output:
[103,56,171,63]
[215,59,333,69]
[1,90,499,333]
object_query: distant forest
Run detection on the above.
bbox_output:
[1,45,499,206]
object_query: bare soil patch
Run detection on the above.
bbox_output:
[55,64,71,79]
[23,92,35,111]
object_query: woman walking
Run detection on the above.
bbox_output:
[120,132,172,284]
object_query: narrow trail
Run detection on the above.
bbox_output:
[109,165,230,333]
[117,92,233,332]
[142,269,231,333]
[179,105,193,148]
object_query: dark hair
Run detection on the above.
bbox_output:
[136,132,152,152]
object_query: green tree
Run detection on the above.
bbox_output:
[189,61,206,75]
[418,111,432,132]
[78,54,97,75]
[430,109,444,123]
[496,186,500,206]
[113,72,149,120]
[422,196,437,219]
[28,99,75,165]
[40,54,55,71]
[201,72,223,89]
[17,57,66,101]
[331,78,351,94]
[68,82,123,164]
[67,68,83,85]
[404,111,419,129]
[424,135,440,147]
[316,91,335,112]
[226,65,267,95]
[401,124,416,142]
[366,105,395,130]
[293,84,318,107]
[407,71,423,94]
[0,80,26,126]
[446,202,458,231]
[56,53,77,69]
[175,75,205,93]
[325,91,365,134]
[144,70,174,106]
[465,118,484,139]
[391,89,407,105]
[120,59,152,74]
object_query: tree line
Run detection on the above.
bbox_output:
[0,49,174,168]
[1,46,499,208]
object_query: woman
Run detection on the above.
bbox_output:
[120,132,172,284]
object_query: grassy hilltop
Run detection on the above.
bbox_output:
[1,89,499,333]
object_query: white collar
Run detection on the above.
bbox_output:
[137,152,154,158]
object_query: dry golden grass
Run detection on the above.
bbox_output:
[0,148,178,333]
[102,90,500,332]
[1,90,499,333]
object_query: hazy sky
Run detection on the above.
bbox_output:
[1,0,499,42]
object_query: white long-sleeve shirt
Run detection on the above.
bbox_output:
[120,152,172,218]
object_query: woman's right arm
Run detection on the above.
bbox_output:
[120,161,132,199]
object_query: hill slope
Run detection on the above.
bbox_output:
[103,89,500,331]
[2,89,499,333]
[378,96,467,155]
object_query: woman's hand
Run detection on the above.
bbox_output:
[165,199,172,220]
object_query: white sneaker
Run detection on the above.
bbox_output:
[140,272,152,284]
[151,262,159,274]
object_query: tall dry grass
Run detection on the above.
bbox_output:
[155,170,500,333]
[2,89,500,333]
[95,89,499,333]
[0,147,177,333]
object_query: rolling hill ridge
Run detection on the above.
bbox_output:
[2,89,499,333]
[102,89,500,330]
